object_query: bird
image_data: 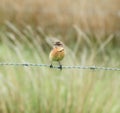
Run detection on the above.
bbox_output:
[46,37,65,70]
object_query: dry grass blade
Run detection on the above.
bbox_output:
[74,25,92,47]
[97,34,114,53]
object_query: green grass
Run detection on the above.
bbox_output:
[0,24,120,113]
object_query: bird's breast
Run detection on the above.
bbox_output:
[49,47,65,61]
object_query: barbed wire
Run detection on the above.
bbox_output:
[0,63,120,71]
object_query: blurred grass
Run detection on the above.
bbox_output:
[0,23,120,113]
[0,0,120,112]
[0,0,120,34]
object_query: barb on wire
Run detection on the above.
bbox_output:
[0,63,120,71]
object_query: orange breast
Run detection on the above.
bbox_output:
[49,47,65,61]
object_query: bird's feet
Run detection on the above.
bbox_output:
[58,65,62,70]
[50,64,62,70]
[50,64,53,68]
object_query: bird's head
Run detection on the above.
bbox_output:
[53,41,63,47]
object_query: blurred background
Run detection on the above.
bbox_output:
[0,0,120,113]
[0,0,120,32]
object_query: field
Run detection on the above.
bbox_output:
[0,0,120,113]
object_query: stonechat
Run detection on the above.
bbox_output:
[47,38,65,70]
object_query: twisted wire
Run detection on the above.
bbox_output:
[0,63,120,71]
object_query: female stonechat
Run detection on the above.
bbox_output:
[47,38,65,70]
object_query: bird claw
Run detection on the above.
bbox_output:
[50,64,53,68]
[58,65,62,70]
[50,64,62,70]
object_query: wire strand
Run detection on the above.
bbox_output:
[0,63,120,71]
